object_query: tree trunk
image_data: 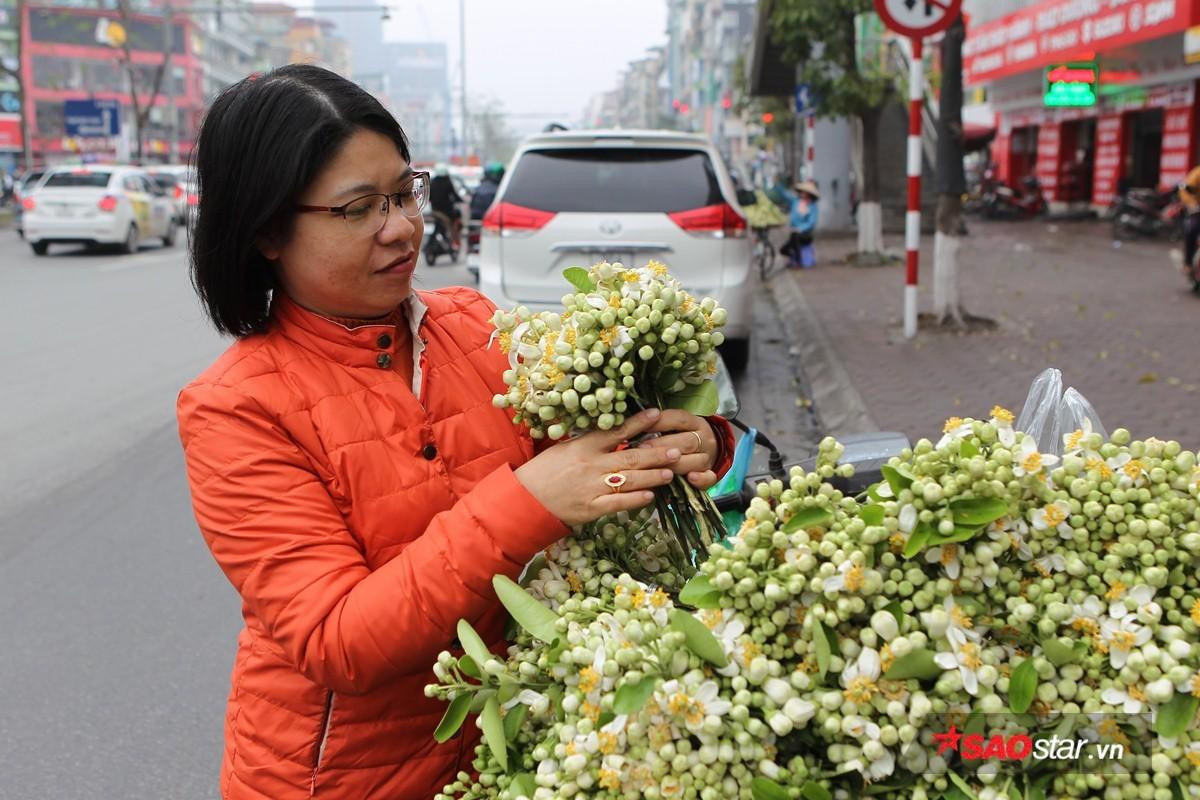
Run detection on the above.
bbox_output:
[933,14,967,325]
[857,106,884,255]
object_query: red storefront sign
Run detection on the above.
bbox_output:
[1036,123,1063,199]
[1092,115,1124,204]
[964,0,1200,85]
[0,115,21,150]
[1160,106,1196,187]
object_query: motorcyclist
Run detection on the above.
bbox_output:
[429,162,464,244]
[1179,165,1200,271]
[470,161,504,221]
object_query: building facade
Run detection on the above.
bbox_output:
[383,41,451,163]
[964,0,1200,206]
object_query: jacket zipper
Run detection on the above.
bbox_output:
[309,691,335,797]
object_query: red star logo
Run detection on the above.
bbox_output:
[933,725,963,755]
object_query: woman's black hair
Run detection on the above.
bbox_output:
[189,64,411,337]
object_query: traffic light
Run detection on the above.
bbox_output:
[761,112,774,124]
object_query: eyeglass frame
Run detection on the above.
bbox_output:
[292,170,431,225]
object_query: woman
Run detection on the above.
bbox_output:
[782,179,820,269]
[177,65,733,799]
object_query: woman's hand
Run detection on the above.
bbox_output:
[638,410,721,490]
[514,409,684,527]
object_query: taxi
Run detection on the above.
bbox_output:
[23,164,177,256]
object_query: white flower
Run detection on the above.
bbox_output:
[840,716,897,782]
[1061,418,1095,457]
[503,689,550,716]
[1031,499,1073,539]
[1175,672,1200,699]
[936,417,974,449]
[1013,437,1059,478]
[841,648,882,705]
[1068,595,1106,635]
[875,481,894,499]
[1032,553,1067,576]
[505,321,543,369]
[1099,616,1153,669]
[935,640,984,695]
[988,518,1033,560]
[698,608,747,676]
[898,504,918,534]
[824,559,867,594]
[659,679,730,733]
[629,585,671,627]
[1107,453,1148,487]
[1101,685,1147,714]
[989,406,1017,447]
[925,543,962,580]
[942,597,982,648]
[1107,584,1156,621]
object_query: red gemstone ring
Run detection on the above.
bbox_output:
[604,472,627,493]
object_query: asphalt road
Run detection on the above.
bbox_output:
[0,232,815,798]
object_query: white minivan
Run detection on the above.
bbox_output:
[478,130,754,371]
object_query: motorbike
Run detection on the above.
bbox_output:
[423,210,460,265]
[1111,185,1184,240]
[982,175,1047,220]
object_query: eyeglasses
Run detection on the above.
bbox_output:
[294,171,430,237]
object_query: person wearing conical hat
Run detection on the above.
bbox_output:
[781,179,820,269]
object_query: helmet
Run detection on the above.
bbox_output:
[434,162,449,177]
[484,161,504,181]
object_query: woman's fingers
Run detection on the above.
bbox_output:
[591,408,664,449]
[642,409,705,436]
[687,469,718,490]
[672,453,712,475]
[589,489,657,516]
[601,443,681,473]
[642,430,709,456]
[596,467,675,495]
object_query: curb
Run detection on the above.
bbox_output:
[764,272,878,437]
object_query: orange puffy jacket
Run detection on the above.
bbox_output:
[178,287,734,799]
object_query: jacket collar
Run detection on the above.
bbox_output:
[270,292,430,370]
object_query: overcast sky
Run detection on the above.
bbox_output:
[377,1,669,133]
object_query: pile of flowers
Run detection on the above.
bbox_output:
[429,406,1200,799]
[490,260,728,557]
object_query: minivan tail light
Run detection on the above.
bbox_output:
[98,195,118,212]
[668,203,747,239]
[482,201,555,236]
[21,197,34,211]
[173,185,183,199]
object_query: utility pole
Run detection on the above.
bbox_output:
[459,0,467,160]
[162,0,177,162]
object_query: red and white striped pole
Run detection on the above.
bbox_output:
[904,36,924,340]
[805,115,816,180]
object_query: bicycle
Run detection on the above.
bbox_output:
[752,225,780,280]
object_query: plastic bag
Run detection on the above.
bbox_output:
[1015,368,1108,455]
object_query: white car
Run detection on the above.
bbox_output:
[23,165,178,256]
[478,129,754,371]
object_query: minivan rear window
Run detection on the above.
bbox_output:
[502,148,723,213]
[43,171,112,188]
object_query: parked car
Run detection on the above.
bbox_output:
[478,129,754,371]
[145,164,194,225]
[13,168,47,239]
[23,164,177,255]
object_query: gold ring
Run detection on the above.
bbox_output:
[603,472,627,493]
[690,430,704,452]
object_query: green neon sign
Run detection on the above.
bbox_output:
[1044,62,1099,107]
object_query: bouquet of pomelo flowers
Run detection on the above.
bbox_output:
[429,408,1200,800]
[491,259,728,560]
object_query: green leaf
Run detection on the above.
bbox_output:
[665,380,719,416]
[493,575,560,644]
[613,675,659,715]
[882,649,942,681]
[903,522,933,559]
[433,693,472,743]
[881,464,912,495]
[928,524,984,546]
[469,688,495,713]
[510,773,536,798]
[458,654,481,680]
[782,506,834,534]
[1156,692,1200,739]
[1009,659,1037,713]
[814,621,831,681]
[1043,637,1080,667]
[884,601,905,629]
[679,574,722,608]
[1006,784,1021,800]
[481,696,508,772]
[750,776,791,800]
[518,554,546,588]
[949,497,1009,527]
[800,781,833,800]
[669,608,728,667]
[866,483,886,503]
[965,711,986,736]
[859,504,885,526]
[820,621,841,657]
[457,619,492,670]
[1171,778,1186,800]
[959,438,981,458]
[947,771,980,800]
[503,702,528,741]
[562,266,595,293]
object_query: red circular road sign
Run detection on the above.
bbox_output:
[873,0,962,38]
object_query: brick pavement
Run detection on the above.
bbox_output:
[775,219,1200,449]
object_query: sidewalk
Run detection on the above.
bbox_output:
[767,219,1200,448]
